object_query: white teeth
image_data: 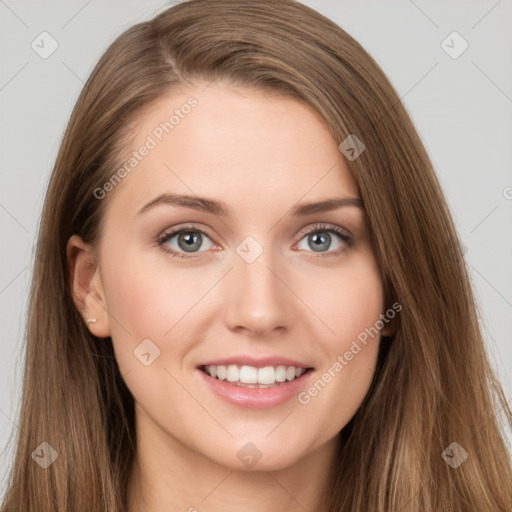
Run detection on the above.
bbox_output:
[203,364,307,385]
[216,365,227,380]
[239,365,258,384]
[226,364,239,382]
[258,366,275,385]
[275,365,287,382]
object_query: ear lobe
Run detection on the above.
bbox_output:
[381,313,398,338]
[381,323,395,338]
[66,235,111,338]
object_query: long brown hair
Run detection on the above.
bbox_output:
[2,0,511,510]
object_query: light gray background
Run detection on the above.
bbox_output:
[1,0,511,495]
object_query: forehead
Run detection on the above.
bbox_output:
[104,82,360,220]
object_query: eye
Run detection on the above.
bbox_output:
[157,224,216,259]
[156,222,352,260]
[295,223,352,257]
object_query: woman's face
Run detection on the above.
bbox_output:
[71,82,390,471]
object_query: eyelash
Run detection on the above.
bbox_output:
[156,223,353,260]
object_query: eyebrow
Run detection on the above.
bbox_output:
[136,193,364,217]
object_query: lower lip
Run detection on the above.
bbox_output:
[196,368,314,409]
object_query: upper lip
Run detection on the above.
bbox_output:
[197,356,314,369]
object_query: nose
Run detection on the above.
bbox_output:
[222,248,294,336]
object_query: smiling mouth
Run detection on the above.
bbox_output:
[198,364,314,388]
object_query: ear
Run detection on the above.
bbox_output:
[66,234,111,338]
[380,305,399,338]
[381,321,394,338]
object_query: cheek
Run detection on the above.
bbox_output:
[99,250,205,410]
[102,247,214,339]
[100,245,226,394]
[299,252,384,348]
[295,255,384,429]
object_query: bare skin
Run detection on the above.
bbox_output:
[67,81,391,512]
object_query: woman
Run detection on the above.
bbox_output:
[2,0,511,510]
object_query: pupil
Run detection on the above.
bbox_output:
[179,231,201,252]
[175,231,332,253]
[310,232,330,252]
